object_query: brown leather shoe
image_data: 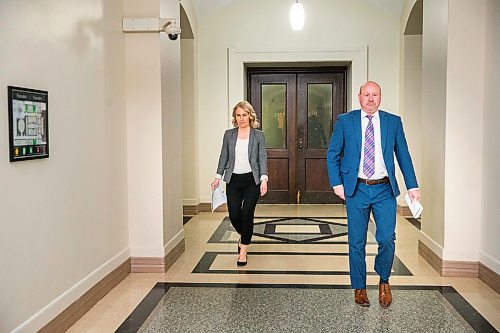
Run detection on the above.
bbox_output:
[378,283,392,308]
[354,289,370,307]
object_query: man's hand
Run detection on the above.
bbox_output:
[408,189,420,203]
[333,185,345,200]
[260,180,268,196]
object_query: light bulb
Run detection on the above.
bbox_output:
[290,1,305,31]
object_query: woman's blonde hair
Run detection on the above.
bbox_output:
[232,101,260,128]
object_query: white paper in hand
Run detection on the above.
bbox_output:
[404,193,423,219]
[211,186,227,212]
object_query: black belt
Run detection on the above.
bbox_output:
[357,177,390,185]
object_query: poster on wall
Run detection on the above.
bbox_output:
[8,86,49,162]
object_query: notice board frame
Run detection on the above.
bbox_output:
[7,86,49,162]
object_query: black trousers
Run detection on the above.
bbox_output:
[226,172,260,245]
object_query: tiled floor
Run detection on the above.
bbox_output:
[68,205,500,332]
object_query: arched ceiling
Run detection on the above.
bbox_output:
[189,0,406,21]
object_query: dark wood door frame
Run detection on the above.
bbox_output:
[248,67,347,204]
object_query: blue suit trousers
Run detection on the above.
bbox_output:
[345,182,396,289]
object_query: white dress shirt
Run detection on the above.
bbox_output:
[358,110,388,180]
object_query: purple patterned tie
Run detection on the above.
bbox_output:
[363,115,375,178]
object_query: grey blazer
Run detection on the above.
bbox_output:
[216,127,268,185]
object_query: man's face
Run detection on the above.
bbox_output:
[358,83,381,115]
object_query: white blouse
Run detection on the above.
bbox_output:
[233,138,252,174]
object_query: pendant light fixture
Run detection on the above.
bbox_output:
[289,0,305,31]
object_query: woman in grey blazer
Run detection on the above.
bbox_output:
[211,101,268,266]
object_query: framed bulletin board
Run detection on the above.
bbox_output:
[8,86,49,162]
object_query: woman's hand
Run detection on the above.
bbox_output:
[260,180,268,196]
[211,178,220,191]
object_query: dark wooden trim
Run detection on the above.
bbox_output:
[39,259,131,333]
[131,239,185,273]
[418,240,479,277]
[479,262,500,294]
[198,203,228,212]
[418,240,443,274]
[183,205,199,216]
[397,204,412,217]
[166,239,185,272]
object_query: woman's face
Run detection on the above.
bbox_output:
[234,107,250,128]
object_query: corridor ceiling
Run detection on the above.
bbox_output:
[189,0,406,20]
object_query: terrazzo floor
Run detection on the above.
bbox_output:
[67,205,500,333]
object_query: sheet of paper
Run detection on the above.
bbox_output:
[405,193,423,219]
[211,185,227,212]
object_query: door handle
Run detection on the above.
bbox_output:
[298,138,304,150]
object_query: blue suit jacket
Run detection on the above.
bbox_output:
[327,109,418,198]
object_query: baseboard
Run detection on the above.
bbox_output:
[183,205,199,215]
[166,239,185,272]
[397,204,412,217]
[479,263,500,294]
[198,203,228,213]
[442,260,478,277]
[418,240,479,277]
[418,240,443,274]
[39,258,131,333]
[131,239,185,273]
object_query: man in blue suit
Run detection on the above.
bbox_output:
[327,81,420,308]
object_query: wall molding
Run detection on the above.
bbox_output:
[131,239,185,273]
[13,249,130,333]
[418,240,443,274]
[39,258,131,333]
[479,263,500,294]
[183,203,228,215]
[183,205,199,215]
[397,204,412,217]
[418,240,479,277]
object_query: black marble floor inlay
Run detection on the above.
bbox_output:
[406,217,421,230]
[208,216,377,244]
[116,283,497,333]
[192,251,412,276]
[183,216,193,225]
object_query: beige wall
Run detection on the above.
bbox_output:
[181,39,199,206]
[160,0,184,251]
[420,0,448,253]
[481,0,500,273]
[196,0,401,202]
[444,0,485,261]
[125,0,165,257]
[0,0,128,331]
[124,0,185,258]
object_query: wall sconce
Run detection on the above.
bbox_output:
[122,18,181,40]
[290,0,305,31]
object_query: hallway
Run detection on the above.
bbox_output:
[68,205,500,332]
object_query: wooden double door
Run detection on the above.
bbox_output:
[248,68,347,204]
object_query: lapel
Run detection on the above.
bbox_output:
[230,128,237,157]
[248,128,255,159]
[379,110,388,155]
[350,110,362,155]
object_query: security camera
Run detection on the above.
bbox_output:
[163,19,181,40]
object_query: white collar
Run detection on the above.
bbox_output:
[361,110,379,119]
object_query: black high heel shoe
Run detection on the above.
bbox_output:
[237,252,247,266]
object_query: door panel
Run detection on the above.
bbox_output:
[248,69,346,204]
[250,74,296,203]
[297,73,345,204]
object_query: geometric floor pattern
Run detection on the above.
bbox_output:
[202,216,412,276]
[66,206,500,333]
[117,283,498,333]
[208,216,375,244]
